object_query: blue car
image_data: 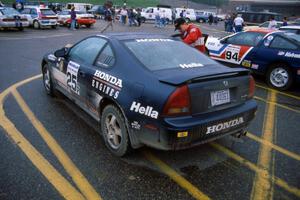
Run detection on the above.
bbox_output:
[206,29,300,90]
[42,33,257,156]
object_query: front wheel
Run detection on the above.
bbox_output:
[42,64,55,96]
[101,105,131,157]
[33,20,40,29]
[141,17,146,23]
[266,64,293,91]
[86,24,91,28]
[51,25,57,29]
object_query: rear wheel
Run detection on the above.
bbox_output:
[33,20,40,29]
[185,18,191,23]
[86,24,91,28]
[18,27,24,31]
[141,17,146,23]
[101,105,131,157]
[42,64,55,96]
[51,25,57,29]
[266,64,293,91]
[199,19,204,23]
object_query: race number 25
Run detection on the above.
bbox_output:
[66,61,80,95]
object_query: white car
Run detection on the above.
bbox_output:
[0,7,29,31]
[57,10,94,25]
[279,26,300,35]
[21,6,58,29]
[141,7,172,23]
[174,8,196,22]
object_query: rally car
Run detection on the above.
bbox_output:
[42,33,257,156]
[0,7,29,31]
[206,29,300,90]
[57,10,95,28]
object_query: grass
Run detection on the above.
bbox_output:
[2,0,159,7]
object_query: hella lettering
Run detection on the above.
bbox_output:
[179,63,203,69]
[130,101,159,119]
[206,117,244,134]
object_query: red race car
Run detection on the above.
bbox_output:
[66,17,96,28]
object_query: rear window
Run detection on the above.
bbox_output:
[283,33,300,44]
[41,9,56,15]
[124,39,216,71]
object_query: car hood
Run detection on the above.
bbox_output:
[153,64,249,85]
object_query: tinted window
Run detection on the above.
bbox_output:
[270,36,298,50]
[41,9,56,15]
[21,8,31,14]
[69,37,107,65]
[60,10,70,15]
[259,22,269,28]
[95,45,115,68]
[227,32,265,46]
[31,9,37,15]
[124,40,216,71]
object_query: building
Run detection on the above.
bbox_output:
[225,0,300,17]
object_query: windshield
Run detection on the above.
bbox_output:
[41,9,56,15]
[60,10,70,15]
[124,39,216,71]
[1,7,20,15]
[91,5,99,11]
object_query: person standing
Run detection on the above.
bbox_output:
[70,7,77,30]
[100,7,113,33]
[160,9,166,27]
[120,7,127,25]
[171,10,176,24]
[154,7,160,27]
[136,8,142,27]
[234,14,244,32]
[208,14,213,25]
[282,17,288,26]
[174,18,206,53]
[268,16,277,30]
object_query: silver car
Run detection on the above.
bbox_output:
[0,7,29,31]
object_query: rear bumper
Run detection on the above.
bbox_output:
[39,20,57,26]
[136,100,257,150]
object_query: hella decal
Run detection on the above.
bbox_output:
[92,70,122,99]
[131,121,141,130]
[206,117,244,134]
[278,51,300,59]
[179,63,203,69]
[130,101,159,119]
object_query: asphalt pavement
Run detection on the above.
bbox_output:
[0,20,299,200]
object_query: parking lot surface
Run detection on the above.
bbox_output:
[0,20,299,200]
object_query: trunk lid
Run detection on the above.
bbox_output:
[154,64,251,115]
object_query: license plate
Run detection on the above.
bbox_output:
[42,20,49,23]
[211,89,230,106]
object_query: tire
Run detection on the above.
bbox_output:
[51,25,57,29]
[141,17,146,23]
[199,19,204,23]
[33,20,40,29]
[86,24,91,28]
[42,64,55,96]
[101,105,131,157]
[266,64,293,91]
[185,18,190,23]
[18,27,24,31]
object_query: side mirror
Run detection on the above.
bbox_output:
[54,47,68,57]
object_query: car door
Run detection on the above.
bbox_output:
[249,34,300,74]
[52,37,107,113]
[208,32,264,66]
[21,8,33,24]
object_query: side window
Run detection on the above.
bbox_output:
[21,8,30,14]
[226,32,264,46]
[31,9,37,15]
[95,44,115,68]
[269,36,298,50]
[69,37,107,65]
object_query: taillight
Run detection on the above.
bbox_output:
[163,85,191,116]
[248,75,255,98]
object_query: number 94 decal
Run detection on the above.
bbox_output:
[225,46,240,63]
[66,61,80,95]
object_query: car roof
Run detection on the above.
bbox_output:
[98,32,171,41]
[280,26,300,30]
[246,29,276,34]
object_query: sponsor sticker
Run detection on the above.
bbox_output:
[66,61,80,95]
[251,64,259,69]
[179,63,204,69]
[131,121,141,130]
[206,117,244,135]
[225,46,240,63]
[130,101,159,119]
[136,39,174,42]
[241,60,251,67]
[278,51,300,59]
[92,70,122,99]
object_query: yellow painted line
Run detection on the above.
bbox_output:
[256,84,300,101]
[251,91,277,200]
[0,75,85,200]
[12,89,102,200]
[254,96,300,114]
[211,142,300,198]
[143,151,210,200]
[247,132,300,162]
